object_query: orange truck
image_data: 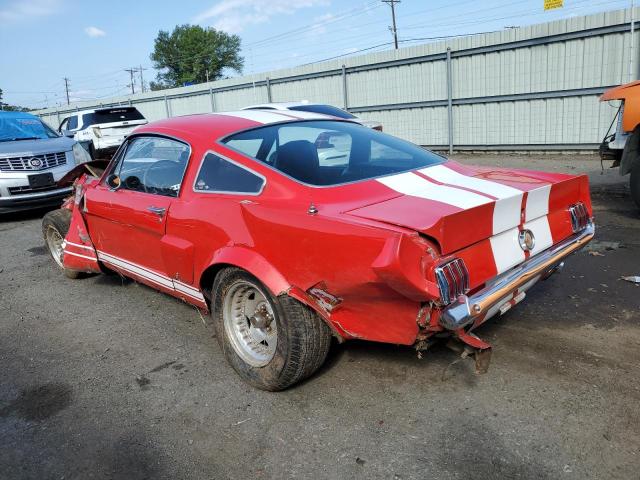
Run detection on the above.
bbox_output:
[600,81,640,208]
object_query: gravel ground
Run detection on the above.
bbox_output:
[1,154,639,480]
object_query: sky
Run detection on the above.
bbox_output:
[0,0,633,109]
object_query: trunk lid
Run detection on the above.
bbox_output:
[346,162,591,255]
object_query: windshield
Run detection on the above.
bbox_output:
[222,120,443,187]
[82,107,145,126]
[0,115,59,142]
[289,104,357,119]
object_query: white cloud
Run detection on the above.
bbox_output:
[192,0,329,34]
[84,26,106,38]
[0,0,57,22]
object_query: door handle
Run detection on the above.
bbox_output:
[147,206,166,216]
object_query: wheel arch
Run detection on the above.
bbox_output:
[198,246,345,340]
[620,125,640,175]
[198,246,291,301]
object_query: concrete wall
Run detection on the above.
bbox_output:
[35,7,640,151]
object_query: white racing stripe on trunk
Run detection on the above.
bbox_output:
[378,172,492,210]
[489,227,526,274]
[525,184,551,221]
[419,165,521,199]
[418,165,523,235]
[493,195,524,235]
[523,216,553,256]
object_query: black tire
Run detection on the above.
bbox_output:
[212,268,331,391]
[41,209,82,279]
[631,162,640,210]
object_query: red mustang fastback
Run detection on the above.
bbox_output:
[42,110,594,390]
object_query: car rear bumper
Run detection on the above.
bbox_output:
[440,222,595,330]
[0,186,73,214]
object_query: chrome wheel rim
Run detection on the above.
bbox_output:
[223,280,277,367]
[45,226,64,268]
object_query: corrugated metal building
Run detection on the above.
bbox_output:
[34,7,639,151]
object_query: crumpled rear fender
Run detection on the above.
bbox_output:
[200,246,291,296]
[199,246,350,339]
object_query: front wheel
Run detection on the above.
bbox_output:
[212,268,332,391]
[631,162,640,210]
[42,209,82,279]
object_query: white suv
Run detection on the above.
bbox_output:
[59,107,147,159]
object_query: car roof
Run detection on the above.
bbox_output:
[71,106,141,116]
[0,111,40,120]
[242,101,322,110]
[133,110,355,142]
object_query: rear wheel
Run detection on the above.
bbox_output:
[212,268,332,391]
[631,161,640,210]
[42,209,82,279]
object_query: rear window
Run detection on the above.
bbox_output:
[83,108,145,127]
[222,120,443,187]
[289,104,357,119]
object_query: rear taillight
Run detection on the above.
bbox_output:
[569,202,589,232]
[435,258,470,305]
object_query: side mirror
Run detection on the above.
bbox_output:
[106,174,121,191]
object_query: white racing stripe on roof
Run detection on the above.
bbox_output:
[377,172,492,210]
[223,110,338,124]
[419,165,522,199]
[223,110,293,124]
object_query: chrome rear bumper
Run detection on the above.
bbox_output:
[440,223,594,330]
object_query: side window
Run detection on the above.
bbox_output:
[113,136,190,197]
[67,115,78,130]
[194,153,264,194]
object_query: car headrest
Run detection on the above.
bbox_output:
[276,140,319,184]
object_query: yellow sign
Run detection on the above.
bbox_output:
[544,0,563,10]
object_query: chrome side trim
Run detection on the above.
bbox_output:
[440,223,594,330]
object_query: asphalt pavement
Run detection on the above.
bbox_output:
[1,154,639,480]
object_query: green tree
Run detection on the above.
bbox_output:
[150,24,243,90]
[0,88,31,111]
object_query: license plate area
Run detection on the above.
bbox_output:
[28,172,55,189]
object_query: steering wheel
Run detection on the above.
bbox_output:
[143,160,180,194]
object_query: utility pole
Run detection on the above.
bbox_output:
[206,69,210,83]
[124,68,136,94]
[138,65,147,93]
[382,0,400,50]
[63,77,70,105]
